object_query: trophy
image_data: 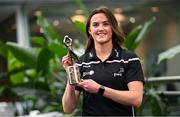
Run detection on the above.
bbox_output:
[63,35,81,85]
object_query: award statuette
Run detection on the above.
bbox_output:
[63,35,81,85]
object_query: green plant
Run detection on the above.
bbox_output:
[124,17,156,51]
[0,15,70,115]
[124,17,171,116]
[157,45,180,64]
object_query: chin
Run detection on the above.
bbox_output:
[98,40,110,45]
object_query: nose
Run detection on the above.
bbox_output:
[98,24,104,30]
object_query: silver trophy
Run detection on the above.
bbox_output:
[63,35,81,85]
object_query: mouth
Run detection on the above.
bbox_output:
[97,33,106,37]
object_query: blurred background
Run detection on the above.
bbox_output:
[0,0,180,116]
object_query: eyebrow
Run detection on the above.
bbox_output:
[91,20,109,23]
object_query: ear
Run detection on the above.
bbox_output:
[88,27,92,35]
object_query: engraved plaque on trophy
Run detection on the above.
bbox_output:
[63,35,81,85]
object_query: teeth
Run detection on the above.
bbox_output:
[98,33,105,36]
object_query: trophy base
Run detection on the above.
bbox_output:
[67,65,81,85]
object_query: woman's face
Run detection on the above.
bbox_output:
[88,13,113,45]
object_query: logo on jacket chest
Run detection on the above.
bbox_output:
[114,68,124,77]
[82,70,94,77]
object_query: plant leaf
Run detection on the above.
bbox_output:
[8,65,31,79]
[48,41,67,57]
[6,42,37,67]
[148,89,167,115]
[125,17,156,51]
[0,40,7,58]
[124,25,142,50]
[12,82,51,97]
[157,45,180,64]
[36,48,53,73]
[72,20,86,38]
[31,36,47,46]
[10,72,25,84]
[0,86,5,95]
[37,16,62,42]
[75,0,89,17]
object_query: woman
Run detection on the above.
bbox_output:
[62,6,144,116]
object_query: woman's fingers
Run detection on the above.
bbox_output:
[61,55,73,69]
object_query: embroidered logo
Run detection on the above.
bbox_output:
[114,68,124,77]
[89,52,93,58]
[114,49,119,57]
[83,70,94,77]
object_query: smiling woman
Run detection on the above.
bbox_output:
[88,13,113,61]
[88,13,113,48]
[62,6,145,116]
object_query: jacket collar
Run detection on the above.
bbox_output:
[87,43,122,61]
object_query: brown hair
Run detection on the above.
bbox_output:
[85,6,125,53]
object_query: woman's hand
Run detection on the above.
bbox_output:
[61,55,73,70]
[78,79,101,93]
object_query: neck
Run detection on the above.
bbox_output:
[95,42,113,62]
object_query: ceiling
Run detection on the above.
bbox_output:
[0,0,178,23]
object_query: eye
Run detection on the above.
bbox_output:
[103,21,110,26]
[92,22,99,27]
